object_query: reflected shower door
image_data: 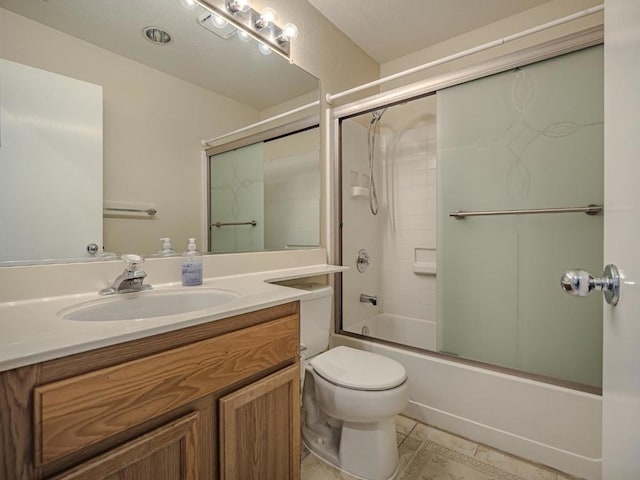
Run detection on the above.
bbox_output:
[209,143,264,253]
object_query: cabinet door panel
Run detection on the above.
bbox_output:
[220,364,300,480]
[35,315,298,464]
[49,412,199,480]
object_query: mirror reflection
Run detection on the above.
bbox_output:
[208,126,320,253]
[0,0,319,265]
[339,45,604,388]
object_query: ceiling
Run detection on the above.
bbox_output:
[0,0,318,110]
[307,0,551,64]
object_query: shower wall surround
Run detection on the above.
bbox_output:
[341,96,438,350]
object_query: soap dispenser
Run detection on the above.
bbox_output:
[158,238,175,256]
[182,238,203,286]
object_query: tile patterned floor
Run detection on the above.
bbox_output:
[301,416,582,480]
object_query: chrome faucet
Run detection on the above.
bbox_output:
[99,254,152,295]
[359,293,378,306]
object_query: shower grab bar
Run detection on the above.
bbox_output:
[450,205,602,219]
[210,220,257,227]
[104,207,157,216]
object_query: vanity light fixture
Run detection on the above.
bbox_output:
[278,23,299,43]
[237,29,251,42]
[258,41,272,55]
[255,7,276,30]
[226,0,251,14]
[185,0,298,59]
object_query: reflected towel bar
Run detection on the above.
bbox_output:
[450,205,602,220]
[104,207,157,216]
[210,220,257,227]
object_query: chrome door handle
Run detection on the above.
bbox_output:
[560,264,620,306]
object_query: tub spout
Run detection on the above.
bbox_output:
[360,293,378,306]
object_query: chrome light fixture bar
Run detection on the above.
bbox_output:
[192,0,297,59]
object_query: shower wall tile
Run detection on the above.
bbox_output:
[341,120,382,330]
[380,120,438,330]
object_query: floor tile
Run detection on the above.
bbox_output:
[409,423,479,457]
[301,442,310,461]
[395,414,417,436]
[301,454,359,480]
[301,419,581,480]
[474,445,556,480]
[394,435,422,477]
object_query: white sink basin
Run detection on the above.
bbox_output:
[59,288,239,321]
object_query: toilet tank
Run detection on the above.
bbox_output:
[290,283,333,358]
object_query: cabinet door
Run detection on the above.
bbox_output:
[49,412,200,480]
[219,364,300,480]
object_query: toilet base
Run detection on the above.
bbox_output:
[340,417,398,480]
[302,417,399,480]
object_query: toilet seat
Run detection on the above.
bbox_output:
[310,346,406,391]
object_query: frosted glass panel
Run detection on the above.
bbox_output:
[209,143,264,253]
[437,46,603,386]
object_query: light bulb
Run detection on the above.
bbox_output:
[237,30,251,42]
[280,23,298,42]
[256,7,277,29]
[211,13,228,28]
[227,0,250,13]
[180,0,197,9]
[258,42,273,55]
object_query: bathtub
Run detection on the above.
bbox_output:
[344,313,436,351]
[331,332,602,480]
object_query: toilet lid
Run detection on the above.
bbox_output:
[310,346,407,391]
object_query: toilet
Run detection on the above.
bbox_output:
[294,283,409,480]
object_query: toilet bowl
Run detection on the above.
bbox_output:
[293,283,409,480]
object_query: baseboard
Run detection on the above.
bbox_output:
[403,400,601,480]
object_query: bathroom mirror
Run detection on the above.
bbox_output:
[0,0,319,265]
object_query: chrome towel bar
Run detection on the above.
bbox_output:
[210,220,257,227]
[104,207,157,216]
[450,204,602,220]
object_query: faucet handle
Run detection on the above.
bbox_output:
[121,254,144,271]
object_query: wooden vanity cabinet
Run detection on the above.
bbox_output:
[0,302,301,480]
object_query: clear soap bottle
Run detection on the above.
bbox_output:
[158,237,175,256]
[182,238,203,286]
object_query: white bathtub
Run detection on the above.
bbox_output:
[331,332,602,480]
[344,313,436,351]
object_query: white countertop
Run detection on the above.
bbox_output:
[0,264,346,372]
